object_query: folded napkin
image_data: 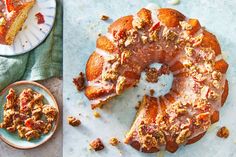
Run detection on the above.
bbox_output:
[0,0,62,91]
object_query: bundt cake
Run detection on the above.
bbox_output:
[85,7,229,153]
[0,0,35,45]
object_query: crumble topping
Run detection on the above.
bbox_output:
[179,21,192,30]
[116,76,126,94]
[100,15,109,21]
[162,27,177,41]
[150,89,155,96]
[145,67,159,83]
[89,138,105,151]
[73,72,86,91]
[109,137,120,146]
[0,88,58,141]
[132,17,145,30]
[175,128,191,144]
[67,116,81,126]
[217,126,229,138]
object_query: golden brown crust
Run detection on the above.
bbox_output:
[170,61,184,72]
[86,52,104,81]
[129,141,160,153]
[85,86,115,100]
[1,0,35,45]
[158,8,185,27]
[211,111,219,124]
[164,93,175,103]
[165,136,179,153]
[108,15,133,34]
[85,7,229,154]
[214,59,229,74]
[201,30,221,55]
[221,80,229,106]
[186,132,206,145]
[96,36,116,53]
[137,8,152,25]
[187,19,201,35]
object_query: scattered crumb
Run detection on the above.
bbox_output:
[23,25,27,30]
[135,101,141,110]
[217,126,229,138]
[100,15,109,21]
[93,111,101,118]
[67,116,81,126]
[89,138,105,151]
[109,137,120,146]
[73,72,86,91]
[168,0,180,5]
[150,89,155,96]
[98,33,102,37]
[145,67,159,83]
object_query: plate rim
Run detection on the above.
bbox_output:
[0,0,57,56]
[0,80,60,150]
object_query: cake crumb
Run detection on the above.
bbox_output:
[109,137,120,146]
[89,138,105,151]
[150,89,155,96]
[217,126,229,138]
[145,67,159,83]
[67,116,81,126]
[73,72,86,91]
[100,15,109,21]
[93,111,101,118]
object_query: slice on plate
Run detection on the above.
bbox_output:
[0,0,35,45]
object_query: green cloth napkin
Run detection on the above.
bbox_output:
[0,0,62,91]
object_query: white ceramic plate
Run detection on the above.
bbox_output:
[0,0,56,56]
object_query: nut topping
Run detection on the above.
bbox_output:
[116,76,126,94]
[179,21,192,30]
[176,128,191,144]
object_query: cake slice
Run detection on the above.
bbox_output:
[0,0,35,45]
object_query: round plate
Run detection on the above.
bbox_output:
[0,81,59,149]
[0,0,56,56]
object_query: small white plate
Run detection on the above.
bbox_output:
[0,0,56,56]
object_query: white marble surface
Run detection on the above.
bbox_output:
[0,78,62,157]
[63,0,236,157]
